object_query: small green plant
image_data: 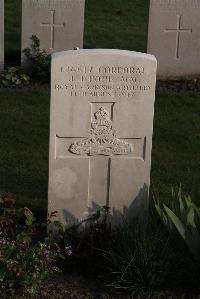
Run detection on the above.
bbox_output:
[0,194,71,296]
[0,67,30,88]
[61,205,200,296]
[104,221,178,297]
[154,186,200,263]
[22,35,51,83]
[57,206,112,275]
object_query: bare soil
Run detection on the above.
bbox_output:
[1,274,200,299]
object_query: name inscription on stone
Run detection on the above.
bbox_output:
[54,64,151,98]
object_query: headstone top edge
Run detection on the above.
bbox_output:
[150,0,200,2]
[52,49,157,63]
[150,0,200,5]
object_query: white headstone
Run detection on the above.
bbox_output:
[21,0,85,55]
[48,49,157,226]
[0,0,4,70]
[148,0,200,78]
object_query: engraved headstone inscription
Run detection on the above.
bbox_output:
[148,0,200,78]
[0,0,4,70]
[21,0,85,58]
[48,49,157,226]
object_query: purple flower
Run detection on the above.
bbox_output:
[54,243,61,253]
[64,245,72,256]
[0,237,7,245]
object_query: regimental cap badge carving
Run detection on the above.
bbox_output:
[69,107,133,156]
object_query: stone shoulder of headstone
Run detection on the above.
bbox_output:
[52,49,156,61]
[48,49,157,227]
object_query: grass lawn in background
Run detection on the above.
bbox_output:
[0,89,199,220]
[84,0,149,51]
[5,0,22,64]
[4,0,149,65]
[152,91,200,206]
[0,88,49,219]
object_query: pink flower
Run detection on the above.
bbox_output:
[64,245,72,256]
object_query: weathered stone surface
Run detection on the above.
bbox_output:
[148,0,200,78]
[21,0,85,56]
[48,49,157,226]
[0,0,4,70]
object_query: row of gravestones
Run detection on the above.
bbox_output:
[1,0,200,78]
[0,0,85,69]
[0,0,197,226]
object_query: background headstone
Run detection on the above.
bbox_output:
[21,0,85,56]
[48,49,157,226]
[148,0,200,78]
[0,0,4,70]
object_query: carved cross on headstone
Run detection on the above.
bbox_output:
[40,10,65,51]
[57,103,143,216]
[164,14,192,59]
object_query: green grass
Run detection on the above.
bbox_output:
[152,92,200,204]
[0,89,49,219]
[84,0,149,51]
[0,89,199,218]
[4,0,149,65]
[5,0,22,64]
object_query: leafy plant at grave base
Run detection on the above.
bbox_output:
[59,207,187,297]
[0,193,71,296]
[22,35,51,83]
[0,67,30,88]
[154,185,200,263]
[57,206,112,275]
[61,203,200,296]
